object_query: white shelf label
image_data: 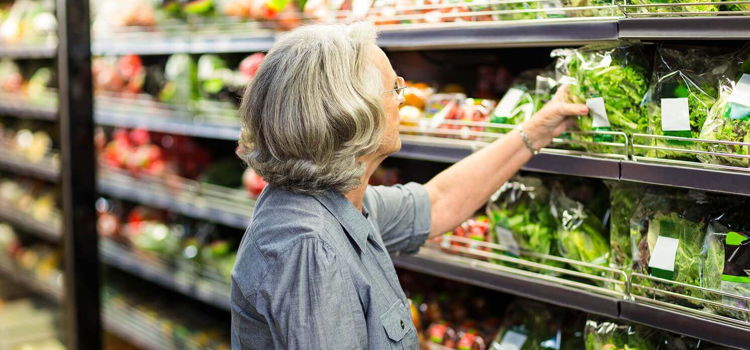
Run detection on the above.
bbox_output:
[648,236,680,277]
[497,330,528,350]
[495,227,520,257]
[494,88,525,118]
[729,74,750,106]
[661,98,690,132]
[586,98,610,128]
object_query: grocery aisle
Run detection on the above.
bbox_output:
[1,0,750,349]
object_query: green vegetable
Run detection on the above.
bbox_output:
[629,191,714,306]
[487,176,560,271]
[489,300,564,350]
[699,50,750,167]
[159,54,199,106]
[642,46,722,161]
[552,43,650,153]
[131,222,184,257]
[628,0,719,14]
[551,185,610,279]
[584,318,656,350]
[607,182,643,273]
[704,221,750,322]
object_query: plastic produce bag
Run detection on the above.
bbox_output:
[159,54,199,107]
[486,176,559,270]
[699,49,750,167]
[607,182,643,272]
[627,0,719,15]
[642,46,722,160]
[583,318,656,350]
[703,220,750,322]
[629,190,714,306]
[489,299,564,350]
[552,42,651,139]
[549,184,609,278]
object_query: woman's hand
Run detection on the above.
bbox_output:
[522,85,589,150]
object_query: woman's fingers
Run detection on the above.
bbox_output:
[553,84,569,101]
[555,101,589,118]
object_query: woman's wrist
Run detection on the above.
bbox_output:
[517,121,550,153]
[515,124,540,155]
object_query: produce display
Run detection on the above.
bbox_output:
[94,53,265,119]
[488,299,583,350]
[0,59,56,105]
[0,282,63,350]
[0,118,55,163]
[96,197,240,283]
[0,0,56,45]
[0,223,62,291]
[0,176,59,226]
[103,280,231,350]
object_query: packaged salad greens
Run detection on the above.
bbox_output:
[607,182,643,272]
[583,318,656,350]
[552,42,651,137]
[489,70,546,128]
[549,183,610,279]
[642,46,723,161]
[703,218,750,322]
[629,190,715,306]
[698,48,750,167]
[489,299,565,350]
[486,176,559,270]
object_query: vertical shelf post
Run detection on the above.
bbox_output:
[57,0,101,349]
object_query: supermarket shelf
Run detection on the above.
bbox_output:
[618,16,750,40]
[100,240,230,311]
[92,34,275,56]
[0,100,57,120]
[0,43,56,58]
[620,301,750,349]
[0,152,59,182]
[0,205,61,242]
[95,107,240,140]
[393,135,621,179]
[378,19,619,50]
[620,161,750,197]
[0,262,63,302]
[97,176,252,230]
[393,249,621,318]
[103,314,162,350]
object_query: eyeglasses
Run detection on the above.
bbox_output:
[383,76,406,99]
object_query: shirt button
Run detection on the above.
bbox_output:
[400,320,405,329]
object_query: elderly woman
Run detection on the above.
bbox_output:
[231,22,588,349]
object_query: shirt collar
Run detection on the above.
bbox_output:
[314,189,372,253]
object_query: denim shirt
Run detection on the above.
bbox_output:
[230,183,432,349]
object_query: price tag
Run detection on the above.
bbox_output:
[586,98,610,128]
[494,88,525,118]
[661,98,690,132]
[495,227,520,257]
[729,74,750,105]
[648,236,680,280]
[497,330,528,350]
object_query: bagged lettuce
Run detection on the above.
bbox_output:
[629,190,714,306]
[489,299,565,350]
[486,176,559,269]
[698,49,750,167]
[703,220,750,322]
[607,182,643,272]
[627,0,719,14]
[550,184,609,279]
[489,70,547,128]
[584,318,657,350]
[642,46,722,160]
[553,42,651,136]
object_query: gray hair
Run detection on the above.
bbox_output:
[237,22,384,195]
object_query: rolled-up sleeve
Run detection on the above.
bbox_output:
[365,182,432,255]
[254,237,366,349]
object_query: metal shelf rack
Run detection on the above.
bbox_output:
[0,151,59,182]
[0,44,57,59]
[0,205,61,242]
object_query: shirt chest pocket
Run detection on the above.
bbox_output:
[380,299,417,350]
